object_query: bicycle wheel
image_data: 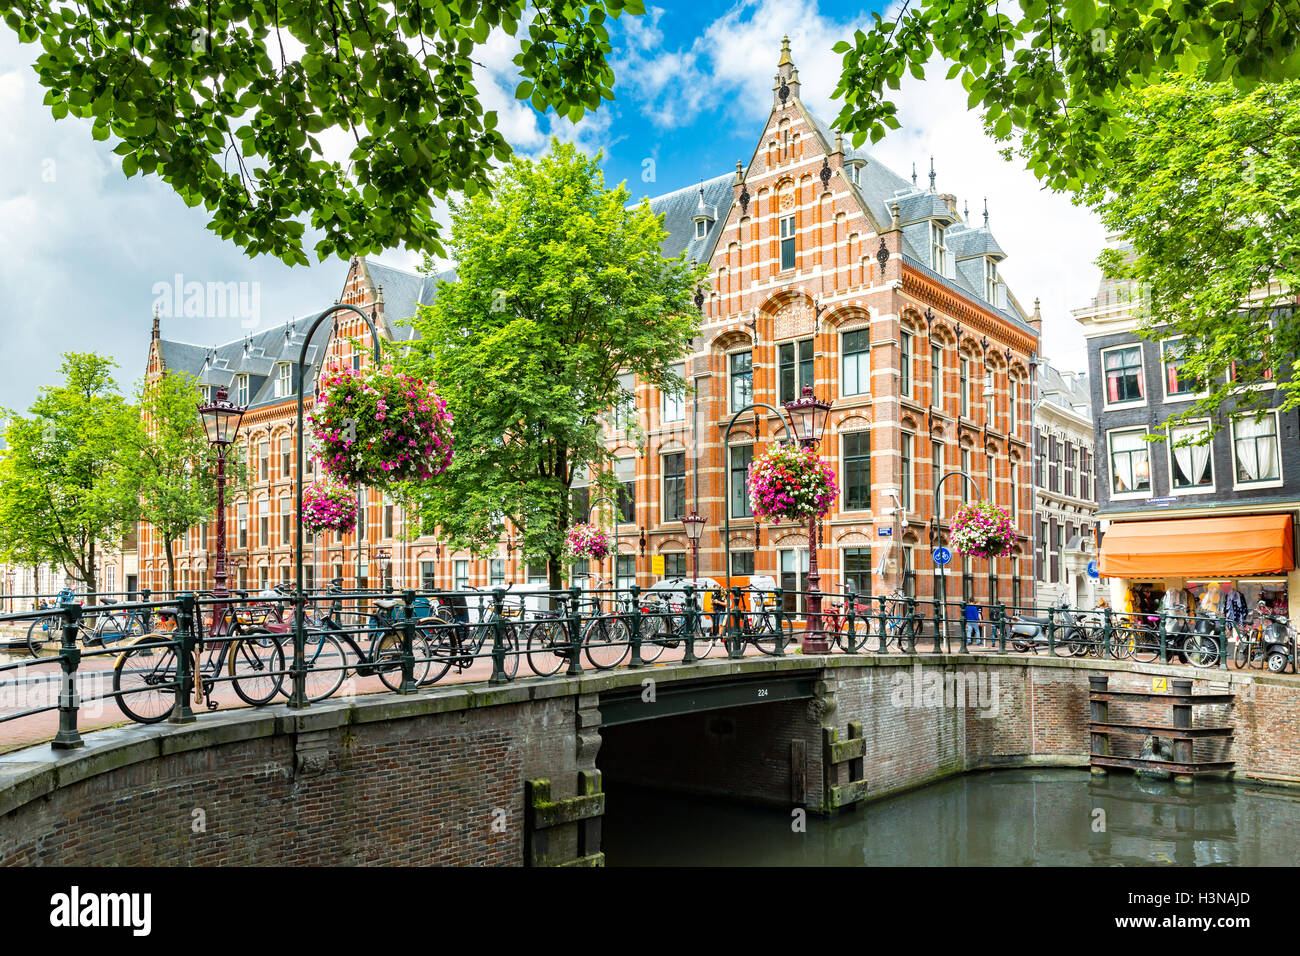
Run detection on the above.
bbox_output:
[526,619,571,676]
[1233,637,1250,669]
[635,611,669,664]
[691,616,718,660]
[416,618,454,686]
[1129,629,1160,664]
[297,631,349,702]
[1185,634,1220,669]
[749,612,782,656]
[583,616,630,670]
[113,637,179,723]
[371,629,432,693]
[26,616,54,657]
[229,632,285,706]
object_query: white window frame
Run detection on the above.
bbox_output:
[1230,410,1285,490]
[842,328,870,398]
[930,222,948,276]
[274,362,291,398]
[1166,419,1216,495]
[899,329,913,399]
[1100,342,1147,410]
[779,215,796,271]
[1106,426,1152,501]
[235,374,249,406]
[695,219,707,240]
[984,258,1002,307]
[729,349,754,414]
[662,363,686,423]
[1160,336,1209,404]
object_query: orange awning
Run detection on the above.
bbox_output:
[1100,514,1295,578]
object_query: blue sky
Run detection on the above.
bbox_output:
[0,0,1104,413]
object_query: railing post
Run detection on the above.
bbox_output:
[845,586,859,653]
[140,587,153,633]
[1047,606,1057,657]
[1159,610,1169,664]
[933,594,944,654]
[51,601,84,750]
[876,595,887,654]
[398,588,418,694]
[288,589,309,708]
[682,585,698,664]
[1218,616,1228,670]
[170,593,197,724]
[489,586,508,685]
[628,585,643,668]
[565,586,584,677]
[772,587,785,656]
[728,586,745,659]
[1102,606,1113,660]
[906,597,917,654]
[994,599,1006,654]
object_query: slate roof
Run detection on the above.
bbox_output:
[1039,363,1091,419]
[640,173,735,263]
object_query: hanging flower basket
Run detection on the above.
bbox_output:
[566,523,611,562]
[301,481,358,535]
[948,502,1016,559]
[309,364,454,487]
[747,444,838,523]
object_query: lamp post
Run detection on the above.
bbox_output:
[783,384,833,654]
[197,386,247,623]
[682,511,707,581]
[374,548,392,592]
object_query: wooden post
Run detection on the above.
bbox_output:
[1088,674,1109,776]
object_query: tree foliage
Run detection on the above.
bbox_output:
[4,0,642,264]
[831,0,1300,193]
[130,371,247,592]
[0,353,141,597]
[396,140,702,586]
[1081,75,1300,438]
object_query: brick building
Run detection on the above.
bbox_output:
[139,39,1044,607]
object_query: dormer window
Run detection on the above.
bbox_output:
[274,362,292,398]
[930,222,949,276]
[984,259,1004,308]
[847,162,863,186]
[695,219,708,240]
[234,374,249,406]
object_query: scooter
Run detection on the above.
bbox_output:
[1010,600,1090,656]
[1252,602,1297,674]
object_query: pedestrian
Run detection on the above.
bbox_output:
[964,601,982,646]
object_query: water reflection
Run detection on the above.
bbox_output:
[603,770,1300,866]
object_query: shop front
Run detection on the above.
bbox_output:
[1098,513,1299,624]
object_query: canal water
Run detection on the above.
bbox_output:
[603,769,1300,866]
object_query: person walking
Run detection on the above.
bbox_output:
[964,601,983,647]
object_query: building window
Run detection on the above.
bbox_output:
[1103,345,1145,405]
[779,549,809,613]
[663,452,686,521]
[843,329,870,397]
[453,560,469,591]
[527,561,548,584]
[1009,379,1018,432]
[730,351,753,412]
[279,493,291,543]
[843,547,872,600]
[901,432,915,510]
[662,363,685,423]
[664,553,687,578]
[984,259,1003,307]
[571,471,590,524]
[383,501,394,538]
[1162,339,1201,398]
[616,458,636,524]
[730,444,753,518]
[959,356,970,418]
[930,343,942,405]
[258,499,269,546]
[259,440,269,481]
[1108,427,1151,495]
[730,550,755,576]
[779,215,796,270]
[779,338,814,404]
[235,374,249,406]
[842,432,871,511]
[695,219,707,240]
[1232,412,1281,485]
[900,330,913,398]
[616,555,636,591]
[281,437,291,478]
[901,546,915,598]
[237,502,248,549]
[931,439,944,518]
[613,372,635,431]
[489,559,505,586]
[1009,462,1018,518]
[930,222,948,275]
[274,363,291,398]
[1049,437,1060,493]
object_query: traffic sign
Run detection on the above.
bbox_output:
[933,547,951,566]
[1087,560,1099,579]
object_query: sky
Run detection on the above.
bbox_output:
[0,0,1106,413]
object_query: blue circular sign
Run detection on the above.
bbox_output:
[1087,560,1099,579]
[933,547,952,567]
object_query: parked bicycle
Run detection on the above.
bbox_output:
[25,587,80,657]
[424,584,521,683]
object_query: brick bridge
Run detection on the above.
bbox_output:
[2,653,1297,866]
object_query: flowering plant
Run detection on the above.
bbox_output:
[301,481,358,535]
[309,363,453,487]
[566,523,611,561]
[747,444,838,522]
[948,502,1016,559]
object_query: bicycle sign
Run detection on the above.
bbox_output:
[933,547,951,566]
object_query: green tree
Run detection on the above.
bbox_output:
[1081,75,1300,437]
[4,0,641,265]
[830,1,1300,192]
[130,372,248,593]
[396,139,702,588]
[0,354,141,600]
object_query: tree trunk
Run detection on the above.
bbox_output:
[164,539,176,595]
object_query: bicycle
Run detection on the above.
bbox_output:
[26,587,79,657]
[709,586,784,656]
[424,584,521,683]
[635,588,721,663]
[823,595,872,652]
[578,578,634,670]
[112,599,284,724]
[80,598,150,648]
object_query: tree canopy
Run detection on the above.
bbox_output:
[831,0,1300,193]
[4,0,640,264]
[0,353,141,596]
[396,139,702,586]
[1080,74,1300,438]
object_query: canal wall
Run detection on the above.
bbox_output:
[1,654,1297,864]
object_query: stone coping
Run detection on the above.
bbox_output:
[0,651,1286,819]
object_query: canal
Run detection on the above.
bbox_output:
[603,769,1300,866]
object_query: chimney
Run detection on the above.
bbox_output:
[939,193,959,217]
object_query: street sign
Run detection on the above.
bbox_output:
[1087,560,1099,579]
[1146,496,1178,506]
[878,528,893,537]
[933,547,952,567]
[651,554,665,576]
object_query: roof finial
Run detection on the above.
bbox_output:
[911,162,917,186]
[778,35,792,67]
[963,199,970,220]
[929,156,936,193]
[151,306,160,340]
[983,197,989,228]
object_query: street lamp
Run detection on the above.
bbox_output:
[197,386,247,619]
[373,548,391,592]
[783,383,833,654]
[682,511,707,581]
